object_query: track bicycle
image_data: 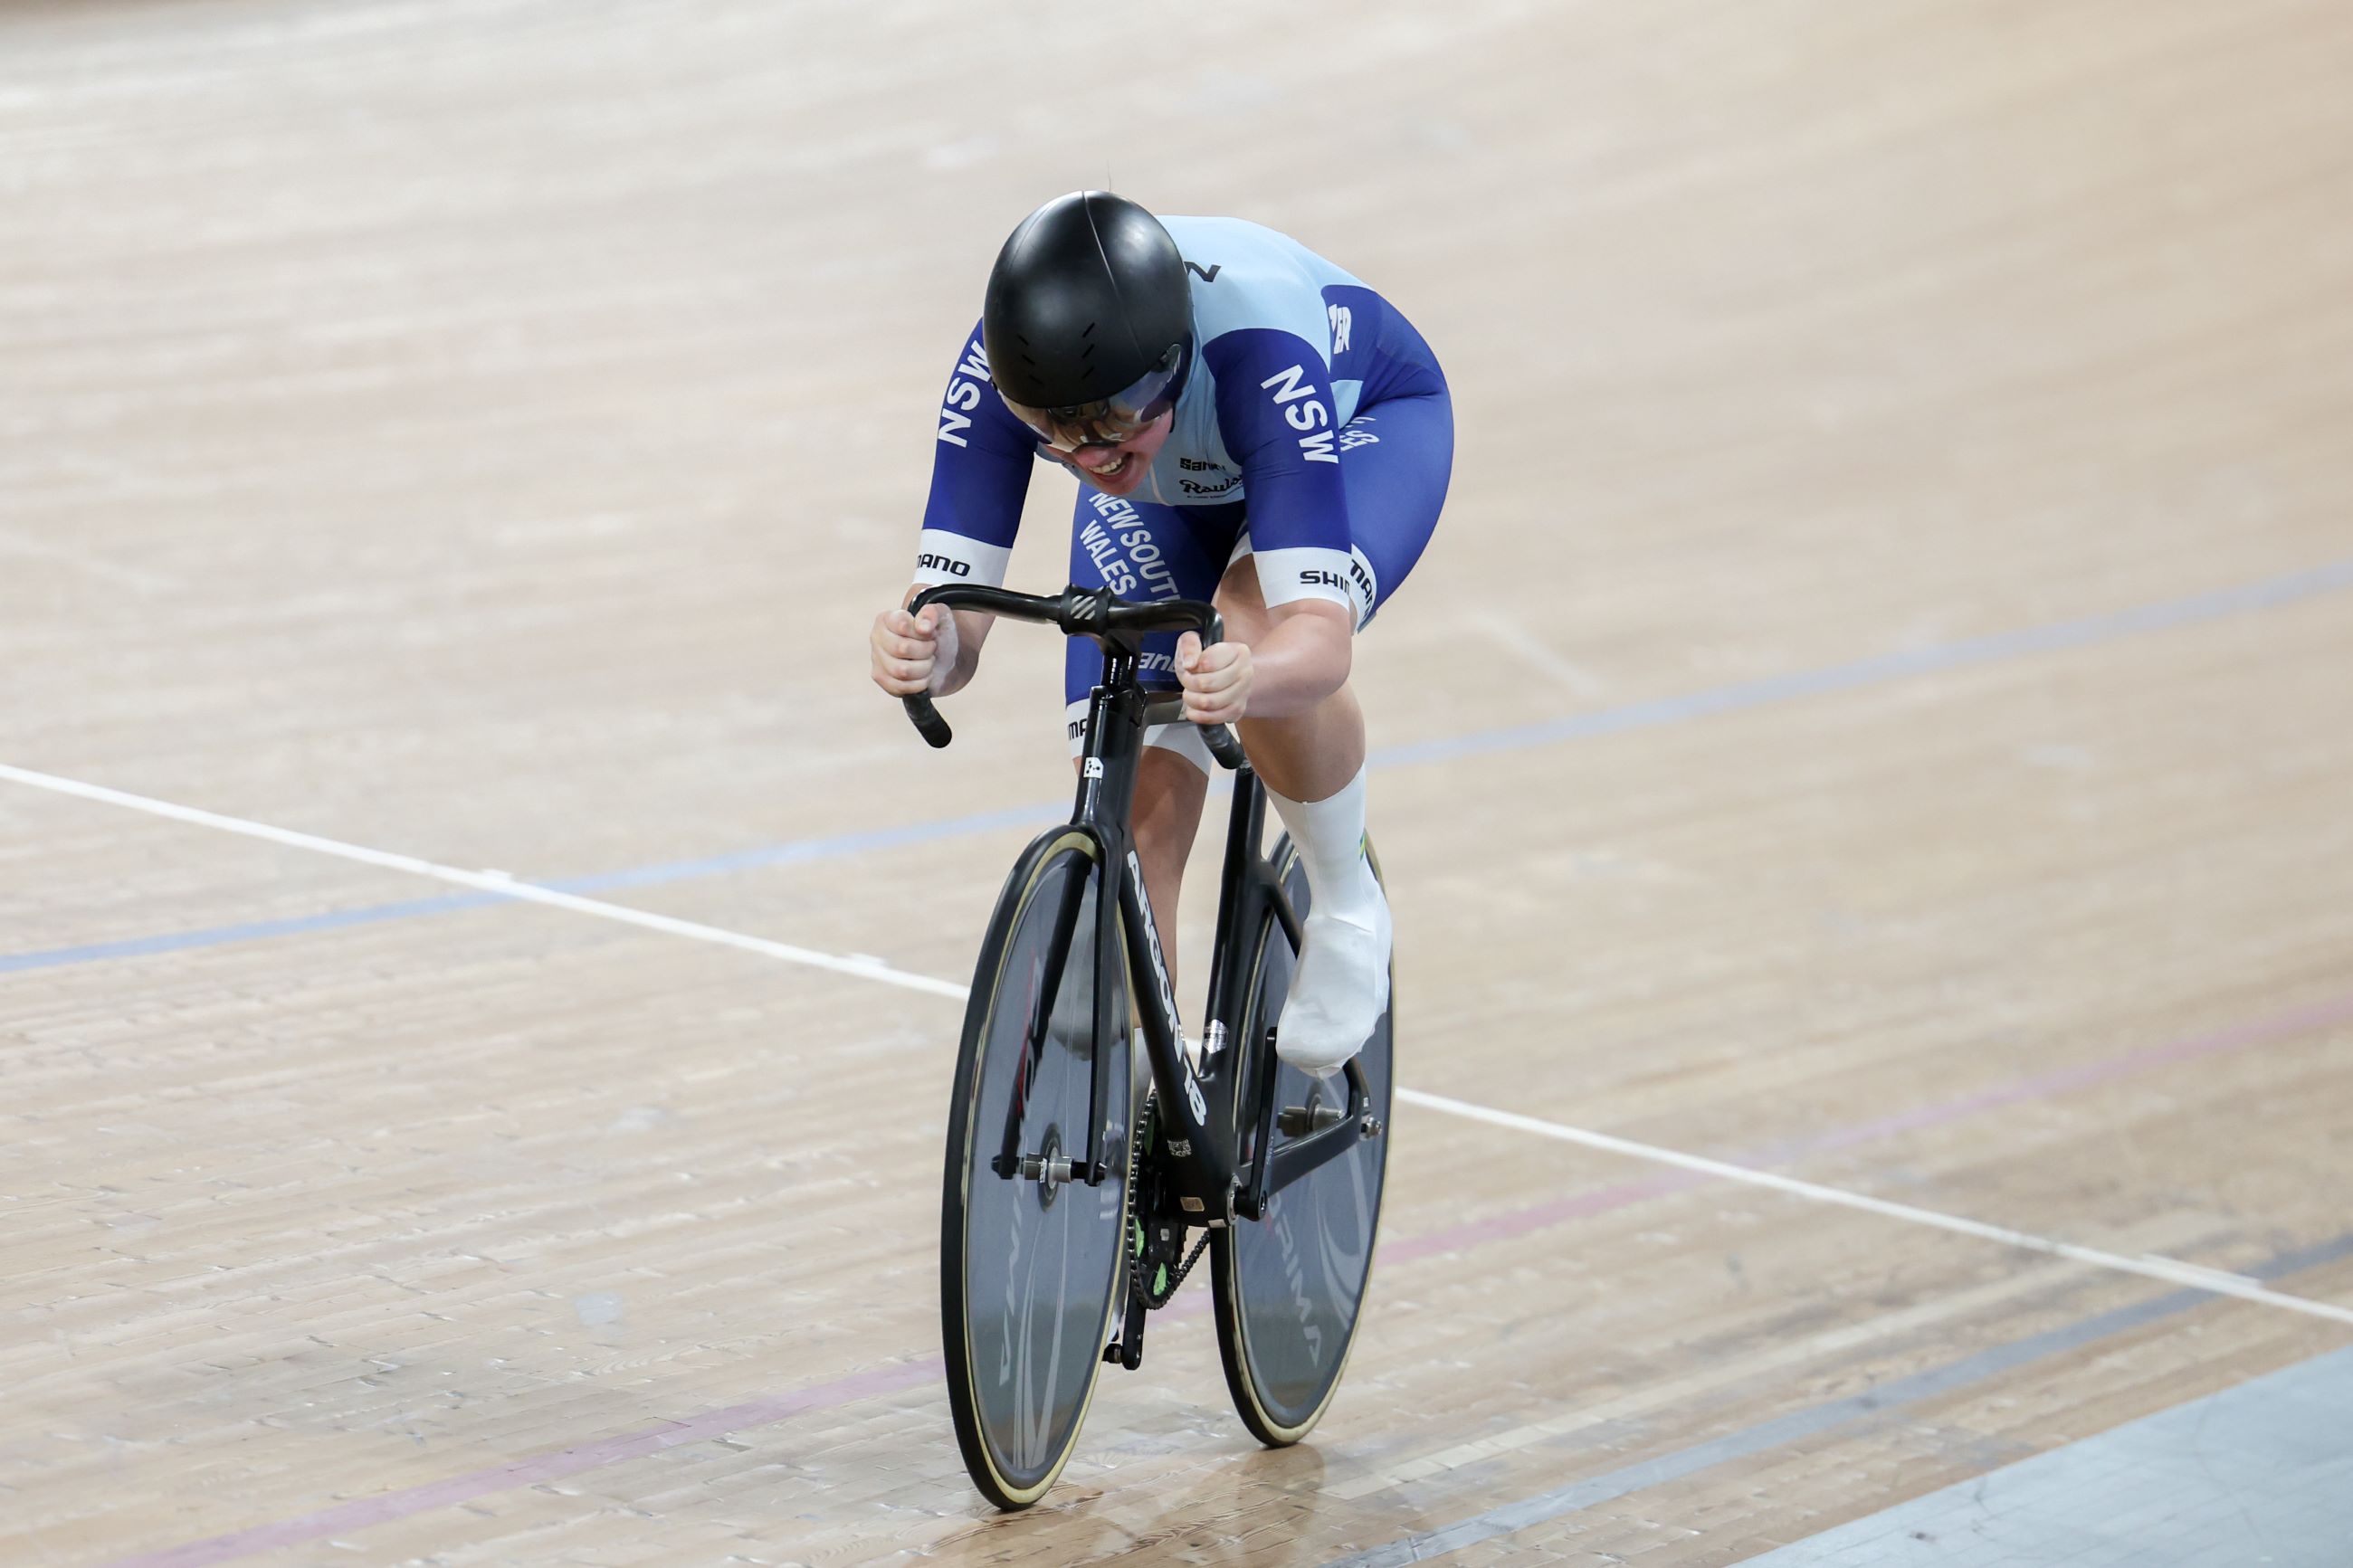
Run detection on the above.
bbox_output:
[900,582,1394,1510]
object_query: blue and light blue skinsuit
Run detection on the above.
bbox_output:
[910,216,1453,762]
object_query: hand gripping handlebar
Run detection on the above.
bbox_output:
[898,583,1248,770]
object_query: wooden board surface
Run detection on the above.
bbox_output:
[4,2,2350,1563]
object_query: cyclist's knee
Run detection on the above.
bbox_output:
[1131,747,1209,870]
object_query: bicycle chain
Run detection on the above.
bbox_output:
[1157,1231,1212,1298]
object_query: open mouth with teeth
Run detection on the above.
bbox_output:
[1066,449,1132,481]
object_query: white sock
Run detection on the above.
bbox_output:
[1266,767,1379,930]
[1266,766,1390,1078]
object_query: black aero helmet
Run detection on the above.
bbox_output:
[983,191,1192,449]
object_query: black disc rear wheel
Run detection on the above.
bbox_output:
[940,830,1135,1508]
[1212,838,1393,1446]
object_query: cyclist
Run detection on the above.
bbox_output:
[870,191,1451,1079]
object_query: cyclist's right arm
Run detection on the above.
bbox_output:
[872,321,1038,700]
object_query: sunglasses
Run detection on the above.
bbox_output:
[998,341,1186,452]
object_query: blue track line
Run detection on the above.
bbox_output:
[6,557,2350,977]
[1371,556,2353,769]
[0,803,1067,974]
[0,892,494,974]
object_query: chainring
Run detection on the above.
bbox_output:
[1127,1098,1194,1309]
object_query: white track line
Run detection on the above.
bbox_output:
[8,760,2349,1326]
[1397,1088,2353,1327]
[0,763,965,1000]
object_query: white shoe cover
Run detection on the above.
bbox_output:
[1274,879,1392,1079]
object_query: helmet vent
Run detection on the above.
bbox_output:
[982,190,1186,410]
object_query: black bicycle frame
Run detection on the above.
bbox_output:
[905,583,1373,1227]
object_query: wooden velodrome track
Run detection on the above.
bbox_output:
[5,1,2351,1563]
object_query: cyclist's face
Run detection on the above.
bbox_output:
[1056,411,1174,497]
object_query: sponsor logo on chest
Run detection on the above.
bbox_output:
[1176,455,1241,497]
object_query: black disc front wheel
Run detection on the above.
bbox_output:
[941,829,1135,1508]
[1213,837,1393,1445]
